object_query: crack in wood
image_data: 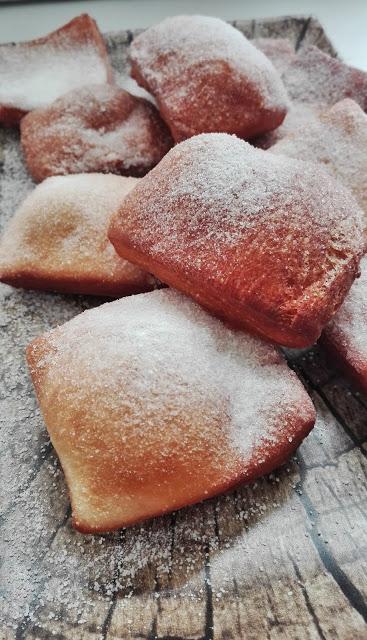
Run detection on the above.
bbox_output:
[204,544,214,640]
[288,554,327,640]
[100,597,118,640]
[291,358,367,457]
[0,442,52,526]
[314,387,366,457]
[295,16,311,50]
[167,511,177,584]
[232,577,245,637]
[303,444,358,470]
[296,453,367,624]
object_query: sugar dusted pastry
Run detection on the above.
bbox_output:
[256,44,367,149]
[21,84,173,182]
[270,99,367,222]
[27,289,315,533]
[0,15,112,126]
[0,174,155,296]
[321,257,367,394]
[109,133,366,348]
[252,38,296,75]
[284,45,367,110]
[129,15,288,142]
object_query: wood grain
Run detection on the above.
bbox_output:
[1,15,366,640]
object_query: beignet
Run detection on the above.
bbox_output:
[0,15,112,127]
[129,15,288,142]
[271,99,367,223]
[252,38,296,75]
[20,84,173,182]
[321,257,367,394]
[284,45,367,110]
[108,133,366,348]
[27,289,315,533]
[256,44,367,149]
[0,173,155,296]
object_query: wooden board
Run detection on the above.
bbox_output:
[0,15,366,640]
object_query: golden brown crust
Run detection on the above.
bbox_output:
[0,14,113,126]
[108,133,366,349]
[26,290,315,533]
[129,15,288,142]
[0,173,156,297]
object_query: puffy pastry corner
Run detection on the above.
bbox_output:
[129,15,289,142]
[0,14,113,126]
[320,256,367,394]
[20,84,173,182]
[0,173,156,297]
[108,133,366,348]
[26,290,315,533]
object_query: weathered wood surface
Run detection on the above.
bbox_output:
[0,15,366,640]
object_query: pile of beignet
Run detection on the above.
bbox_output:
[1,14,367,533]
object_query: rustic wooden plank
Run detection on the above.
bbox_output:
[252,15,310,46]
[319,381,367,448]
[296,450,367,630]
[300,16,338,56]
[299,392,356,469]
[287,345,337,388]
[0,462,70,630]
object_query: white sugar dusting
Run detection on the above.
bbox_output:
[253,37,296,75]
[0,49,108,112]
[323,256,367,363]
[38,289,311,462]
[283,45,367,109]
[255,43,367,148]
[0,23,110,112]
[115,133,365,321]
[21,84,172,179]
[118,75,157,105]
[130,15,288,124]
[0,173,153,288]
[0,25,361,634]
[270,99,367,220]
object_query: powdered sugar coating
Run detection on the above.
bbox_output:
[252,38,296,75]
[28,288,315,532]
[109,133,366,347]
[256,44,367,148]
[0,15,112,122]
[283,45,367,109]
[20,84,173,182]
[130,15,289,141]
[321,256,367,391]
[270,99,367,222]
[0,173,156,296]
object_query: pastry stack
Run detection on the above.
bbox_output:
[1,14,366,533]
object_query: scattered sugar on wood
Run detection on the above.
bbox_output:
[0,128,34,230]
